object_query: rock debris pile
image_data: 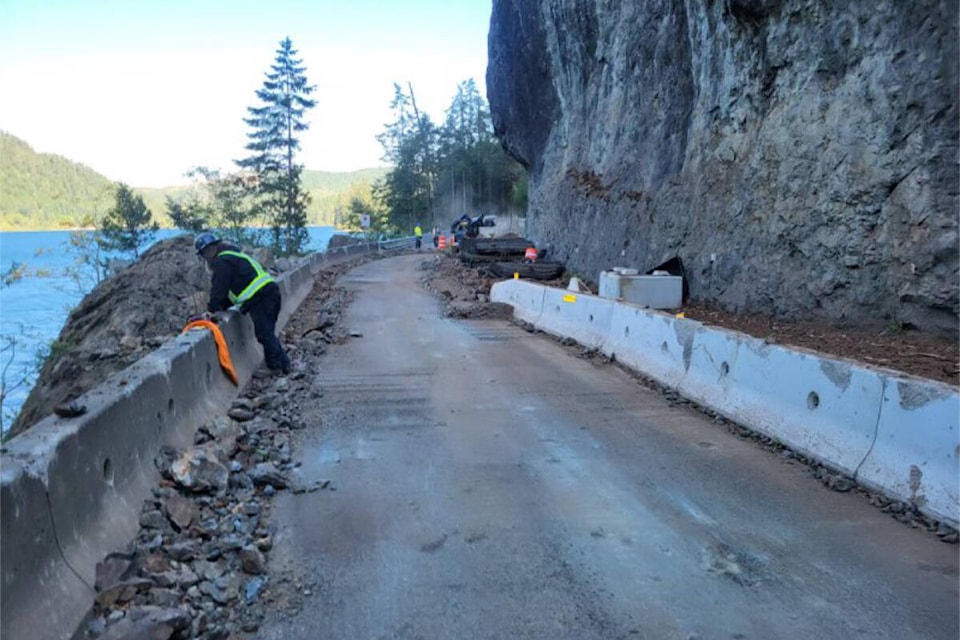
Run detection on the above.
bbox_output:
[419,252,548,320]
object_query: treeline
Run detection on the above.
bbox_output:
[0,132,116,229]
[0,131,385,231]
[338,79,526,237]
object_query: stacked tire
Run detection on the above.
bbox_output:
[491,261,565,280]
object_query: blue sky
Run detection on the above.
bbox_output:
[0,0,492,187]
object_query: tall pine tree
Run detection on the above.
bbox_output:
[376,83,438,233]
[375,78,525,232]
[237,37,316,255]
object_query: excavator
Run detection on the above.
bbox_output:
[450,213,496,244]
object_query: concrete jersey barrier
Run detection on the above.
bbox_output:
[536,288,615,350]
[1,258,316,640]
[491,279,960,529]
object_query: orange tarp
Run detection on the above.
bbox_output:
[181,319,239,385]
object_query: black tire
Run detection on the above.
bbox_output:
[459,237,478,254]
[471,238,534,256]
[459,252,504,264]
[493,261,565,280]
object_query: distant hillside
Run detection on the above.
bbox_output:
[301,167,388,191]
[139,167,388,227]
[0,132,389,230]
[0,132,116,230]
[301,167,389,225]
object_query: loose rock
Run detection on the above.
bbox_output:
[250,462,289,489]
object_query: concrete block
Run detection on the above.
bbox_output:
[0,264,315,640]
[599,272,682,309]
[1,460,90,640]
[495,280,959,528]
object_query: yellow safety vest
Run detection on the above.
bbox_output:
[218,250,275,305]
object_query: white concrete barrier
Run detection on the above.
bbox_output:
[490,279,546,326]
[680,327,884,477]
[602,304,700,390]
[494,280,960,529]
[536,289,614,349]
[857,377,959,527]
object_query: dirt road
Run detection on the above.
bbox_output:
[260,254,958,640]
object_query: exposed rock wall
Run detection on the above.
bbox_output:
[487,0,959,334]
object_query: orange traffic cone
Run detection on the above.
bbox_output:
[438,235,447,249]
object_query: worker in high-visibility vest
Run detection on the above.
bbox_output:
[195,232,291,374]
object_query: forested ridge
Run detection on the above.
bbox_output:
[0,131,387,230]
[0,132,116,229]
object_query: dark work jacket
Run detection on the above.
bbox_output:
[207,244,278,314]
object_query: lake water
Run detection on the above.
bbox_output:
[0,227,336,431]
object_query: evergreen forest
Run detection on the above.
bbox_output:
[0,132,116,230]
[0,131,386,231]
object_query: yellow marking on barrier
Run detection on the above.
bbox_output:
[563,294,577,303]
[513,272,519,279]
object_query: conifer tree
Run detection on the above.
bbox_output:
[237,37,316,255]
[375,79,525,231]
[376,83,437,233]
[98,183,158,259]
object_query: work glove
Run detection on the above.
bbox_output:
[187,312,215,324]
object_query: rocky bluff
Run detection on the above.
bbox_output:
[487,0,958,334]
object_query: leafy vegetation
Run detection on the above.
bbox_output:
[98,183,159,259]
[63,220,109,293]
[333,179,389,239]
[166,167,267,247]
[1,62,521,244]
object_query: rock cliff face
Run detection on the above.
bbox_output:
[487,0,959,334]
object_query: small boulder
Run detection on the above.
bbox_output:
[249,462,288,489]
[240,546,267,575]
[98,606,190,640]
[228,407,256,422]
[169,446,229,493]
[163,494,199,531]
[95,552,134,591]
[95,577,154,608]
